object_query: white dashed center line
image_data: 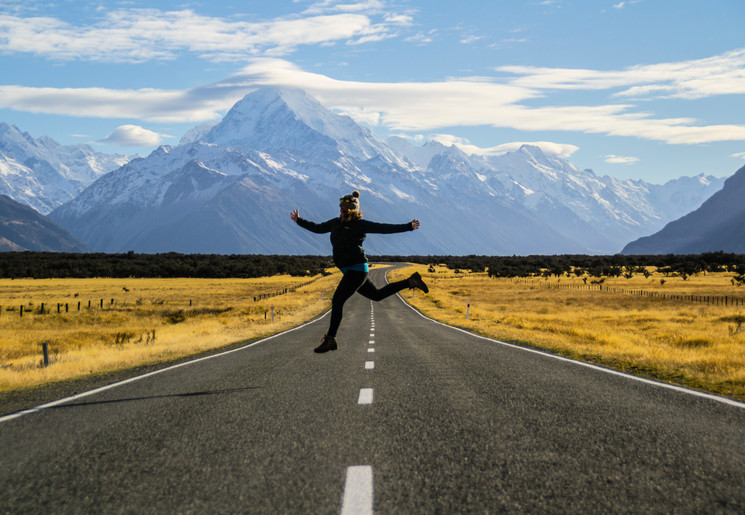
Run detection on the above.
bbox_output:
[341,465,373,515]
[367,348,375,353]
[365,361,374,370]
[358,388,374,405]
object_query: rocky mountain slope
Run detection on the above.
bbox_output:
[0,195,88,251]
[622,164,745,254]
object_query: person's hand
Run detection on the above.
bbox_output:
[290,210,299,223]
[411,219,420,230]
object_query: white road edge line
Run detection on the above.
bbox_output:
[0,310,332,424]
[395,291,745,410]
[341,465,373,515]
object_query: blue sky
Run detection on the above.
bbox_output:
[1,0,744,183]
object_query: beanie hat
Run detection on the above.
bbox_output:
[339,190,360,210]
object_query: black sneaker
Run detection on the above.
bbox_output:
[408,272,429,293]
[314,334,338,353]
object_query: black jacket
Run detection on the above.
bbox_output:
[296,217,413,269]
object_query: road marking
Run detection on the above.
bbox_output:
[358,388,373,405]
[397,294,745,410]
[367,348,375,353]
[341,465,373,515]
[368,340,375,345]
[365,361,374,370]
[0,310,334,424]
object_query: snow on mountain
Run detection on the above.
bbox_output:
[392,138,725,253]
[0,123,133,214]
[50,87,726,255]
[204,87,409,167]
[179,122,218,146]
[386,137,448,169]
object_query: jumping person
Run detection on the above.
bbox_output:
[291,190,429,353]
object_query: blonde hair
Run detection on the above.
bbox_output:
[341,209,363,222]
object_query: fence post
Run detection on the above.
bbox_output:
[466,303,470,320]
[42,342,49,367]
[271,304,275,322]
[20,305,23,317]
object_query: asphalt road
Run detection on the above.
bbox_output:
[2,267,745,513]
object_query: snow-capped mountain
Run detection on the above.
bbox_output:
[0,123,132,214]
[49,87,725,255]
[390,137,725,253]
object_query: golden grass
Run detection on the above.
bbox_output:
[389,265,745,401]
[0,272,341,392]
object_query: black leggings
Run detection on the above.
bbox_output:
[327,271,410,337]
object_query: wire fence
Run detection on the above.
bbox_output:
[539,280,745,307]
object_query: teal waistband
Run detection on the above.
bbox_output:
[340,263,369,274]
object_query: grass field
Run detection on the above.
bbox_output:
[389,264,745,401]
[4,263,745,402]
[0,272,340,392]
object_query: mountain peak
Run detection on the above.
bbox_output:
[518,144,547,158]
[202,86,403,164]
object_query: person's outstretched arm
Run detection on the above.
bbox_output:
[291,210,335,234]
[361,219,421,234]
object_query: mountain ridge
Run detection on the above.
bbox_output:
[0,123,133,214]
[18,86,728,255]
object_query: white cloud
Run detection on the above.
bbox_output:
[0,84,227,122]
[731,152,745,160]
[0,7,400,62]
[613,2,626,9]
[604,154,639,164]
[459,34,483,45]
[301,0,386,15]
[229,58,745,145]
[405,32,434,45]
[97,125,171,147]
[497,48,745,100]
[2,55,745,147]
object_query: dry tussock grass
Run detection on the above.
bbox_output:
[0,273,341,391]
[389,264,745,400]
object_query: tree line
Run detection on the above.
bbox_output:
[1,251,744,280]
[0,252,334,279]
[374,252,745,280]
